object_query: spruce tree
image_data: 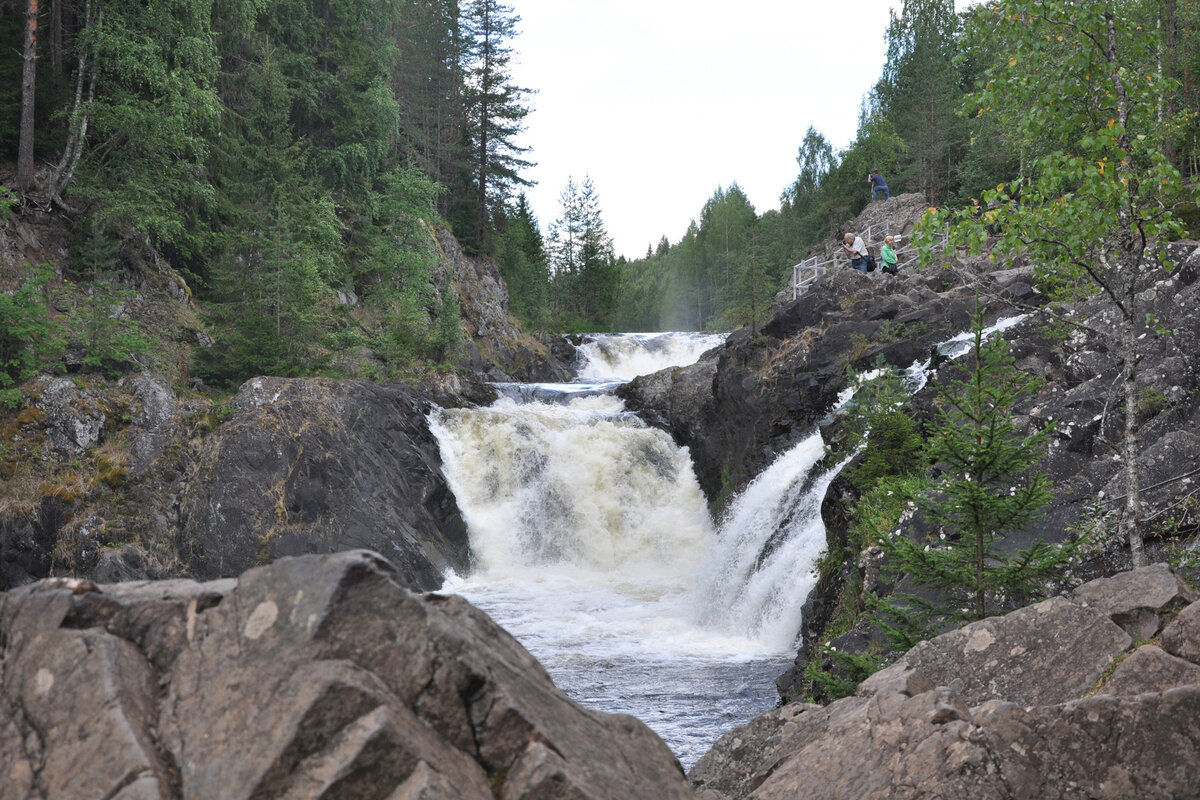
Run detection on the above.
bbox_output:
[872,308,1070,645]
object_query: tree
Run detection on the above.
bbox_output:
[547,175,616,328]
[874,0,964,204]
[16,0,38,194]
[871,308,1068,644]
[494,193,549,328]
[459,0,533,251]
[932,0,1196,567]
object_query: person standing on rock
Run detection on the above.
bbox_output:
[869,170,889,201]
[842,232,869,273]
[881,235,898,274]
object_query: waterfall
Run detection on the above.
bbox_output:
[428,320,1026,766]
[430,395,714,582]
[691,433,853,653]
[429,331,839,767]
[574,332,727,381]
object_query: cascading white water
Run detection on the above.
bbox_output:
[430,331,834,768]
[574,331,728,381]
[691,433,854,653]
[429,319,1029,768]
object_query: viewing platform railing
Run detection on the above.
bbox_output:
[789,225,949,299]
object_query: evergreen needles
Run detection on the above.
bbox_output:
[871,306,1073,646]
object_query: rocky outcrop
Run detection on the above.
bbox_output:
[0,550,693,800]
[620,194,1009,502]
[177,377,470,590]
[436,228,572,383]
[691,565,1200,800]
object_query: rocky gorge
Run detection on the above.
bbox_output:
[3,194,1200,797]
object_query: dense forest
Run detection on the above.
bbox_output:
[1,0,541,388]
[2,0,1199,386]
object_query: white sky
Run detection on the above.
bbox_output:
[508,0,904,259]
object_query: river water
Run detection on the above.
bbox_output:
[429,332,845,768]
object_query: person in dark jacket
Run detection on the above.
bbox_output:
[869,170,889,201]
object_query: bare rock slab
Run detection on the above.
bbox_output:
[0,552,692,800]
[1070,562,1198,639]
[693,567,1200,800]
[1098,645,1200,696]
[895,596,1131,707]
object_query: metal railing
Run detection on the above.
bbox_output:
[791,255,832,300]
[789,226,950,298]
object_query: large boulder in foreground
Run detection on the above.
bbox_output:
[0,551,692,800]
[691,565,1200,799]
[178,378,469,589]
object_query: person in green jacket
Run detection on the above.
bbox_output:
[881,235,898,274]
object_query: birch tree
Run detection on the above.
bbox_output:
[930,0,1196,567]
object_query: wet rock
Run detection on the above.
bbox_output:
[0,552,693,800]
[178,378,469,590]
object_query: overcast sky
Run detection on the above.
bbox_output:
[507,0,905,259]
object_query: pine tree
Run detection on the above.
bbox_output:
[459,0,533,251]
[872,308,1070,644]
[874,0,965,203]
[546,176,617,329]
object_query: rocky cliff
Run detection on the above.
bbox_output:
[0,209,573,593]
[622,193,1200,561]
[618,193,1035,504]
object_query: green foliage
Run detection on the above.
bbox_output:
[839,357,920,472]
[850,473,927,551]
[872,306,1070,642]
[937,0,1193,277]
[78,0,221,248]
[874,0,965,204]
[494,195,550,330]
[0,269,66,406]
[547,176,619,329]
[67,222,155,377]
[802,644,884,703]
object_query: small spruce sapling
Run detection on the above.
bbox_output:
[871,307,1072,645]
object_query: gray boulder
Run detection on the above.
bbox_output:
[31,375,105,456]
[0,551,692,800]
[692,567,1200,800]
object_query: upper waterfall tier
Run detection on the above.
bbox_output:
[575,332,727,382]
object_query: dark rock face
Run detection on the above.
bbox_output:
[0,551,692,800]
[691,566,1200,800]
[178,378,469,590]
[619,195,996,503]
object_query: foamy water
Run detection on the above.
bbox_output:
[429,331,843,767]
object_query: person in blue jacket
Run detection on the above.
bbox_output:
[869,170,889,201]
